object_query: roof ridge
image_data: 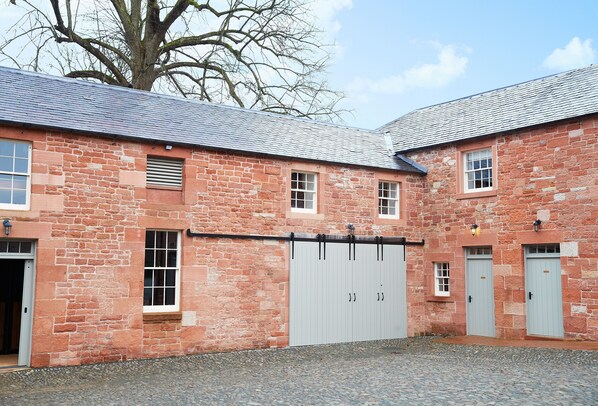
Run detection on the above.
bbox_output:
[0,65,379,135]
[378,63,598,130]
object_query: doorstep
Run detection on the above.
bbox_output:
[434,336,598,351]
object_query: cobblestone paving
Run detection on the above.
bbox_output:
[1,337,596,405]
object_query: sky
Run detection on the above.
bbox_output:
[317,0,598,129]
[0,1,597,130]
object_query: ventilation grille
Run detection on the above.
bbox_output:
[147,157,183,188]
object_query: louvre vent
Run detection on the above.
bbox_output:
[147,157,183,188]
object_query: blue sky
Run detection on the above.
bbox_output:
[323,0,598,128]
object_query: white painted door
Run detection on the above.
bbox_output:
[290,241,407,346]
[466,247,495,337]
[525,245,563,338]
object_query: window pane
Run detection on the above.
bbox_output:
[0,241,6,252]
[155,250,166,267]
[14,158,28,174]
[0,141,13,156]
[0,174,12,189]
[153,288,164,306]
[144,288,153,305]
[13,175,27,190]
[14,143,28,158]
[13,190,26,205]
[0,157,12,172]
[167,232,177,249]
[144,269,153,287]
[0,189,10,204]
[154,269,165,286]
[145,250,154,267]
[145,231,155,248]
[166,269,176,286]
[165,288,175,305]
[156,231,167,248]
[20,242,32,253]
[8,242,19,253]
[167,251,177,267]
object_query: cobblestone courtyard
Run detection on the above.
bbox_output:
[1,337,596,405]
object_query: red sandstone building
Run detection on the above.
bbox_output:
[0,65,596,368]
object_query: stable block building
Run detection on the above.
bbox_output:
[0,64,596,367]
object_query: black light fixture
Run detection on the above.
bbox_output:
[533,219,542,232]
[3,219,12,236]
[470,223,479,237]
[347,223,355,235]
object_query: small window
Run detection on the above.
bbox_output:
[144,230,180,312]
[146,157,183,188]
[434,263,450,297]
[467,247,492,256]
[291,171,317,212]
[378,181,399,218]
[0,139,31,210]
[464,148,493,192]
[0,240,32,254]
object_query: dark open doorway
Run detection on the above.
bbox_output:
[0,259,24,355]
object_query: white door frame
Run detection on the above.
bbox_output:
[0,240,36,367]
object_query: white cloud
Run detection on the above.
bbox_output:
[542,37,596,71]
[346,44,469,96]
[308,0,353,35]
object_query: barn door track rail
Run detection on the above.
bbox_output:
[186,229,425,260]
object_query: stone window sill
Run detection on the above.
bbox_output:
[143,312,182,322]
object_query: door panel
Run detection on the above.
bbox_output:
[321,243,352,344]
[526,253,563,337]
[290,241,322,346]
[466,251,495,337]
[380,245,407,339]
[352,244,380,342]
[18,260,34,366]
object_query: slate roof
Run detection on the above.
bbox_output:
[380,64,598,152]
[0,66,423,173]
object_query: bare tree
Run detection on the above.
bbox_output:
[1,0,344,121]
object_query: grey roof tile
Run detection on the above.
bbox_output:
[380,64,598,152]
[0,66,423,173]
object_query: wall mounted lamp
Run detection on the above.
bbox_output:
[533,219,542,232]
[470,223,479,237]
[165,144,173,151]
[3,219,12,236]
[347,223,355,235]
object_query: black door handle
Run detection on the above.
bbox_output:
[24,307,27,313]
[353,293,356,302]
[349,293,352,302]
[377,293,380,301]
[528,292,533,300]
[381,293,384,301]
[468,295,472,303]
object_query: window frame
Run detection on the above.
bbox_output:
[463,148,493,193]
[378,181,400,219]
[434,262,450,297]
[143,230,181,313]
[0,139,32,210]
[290,171,317,213]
